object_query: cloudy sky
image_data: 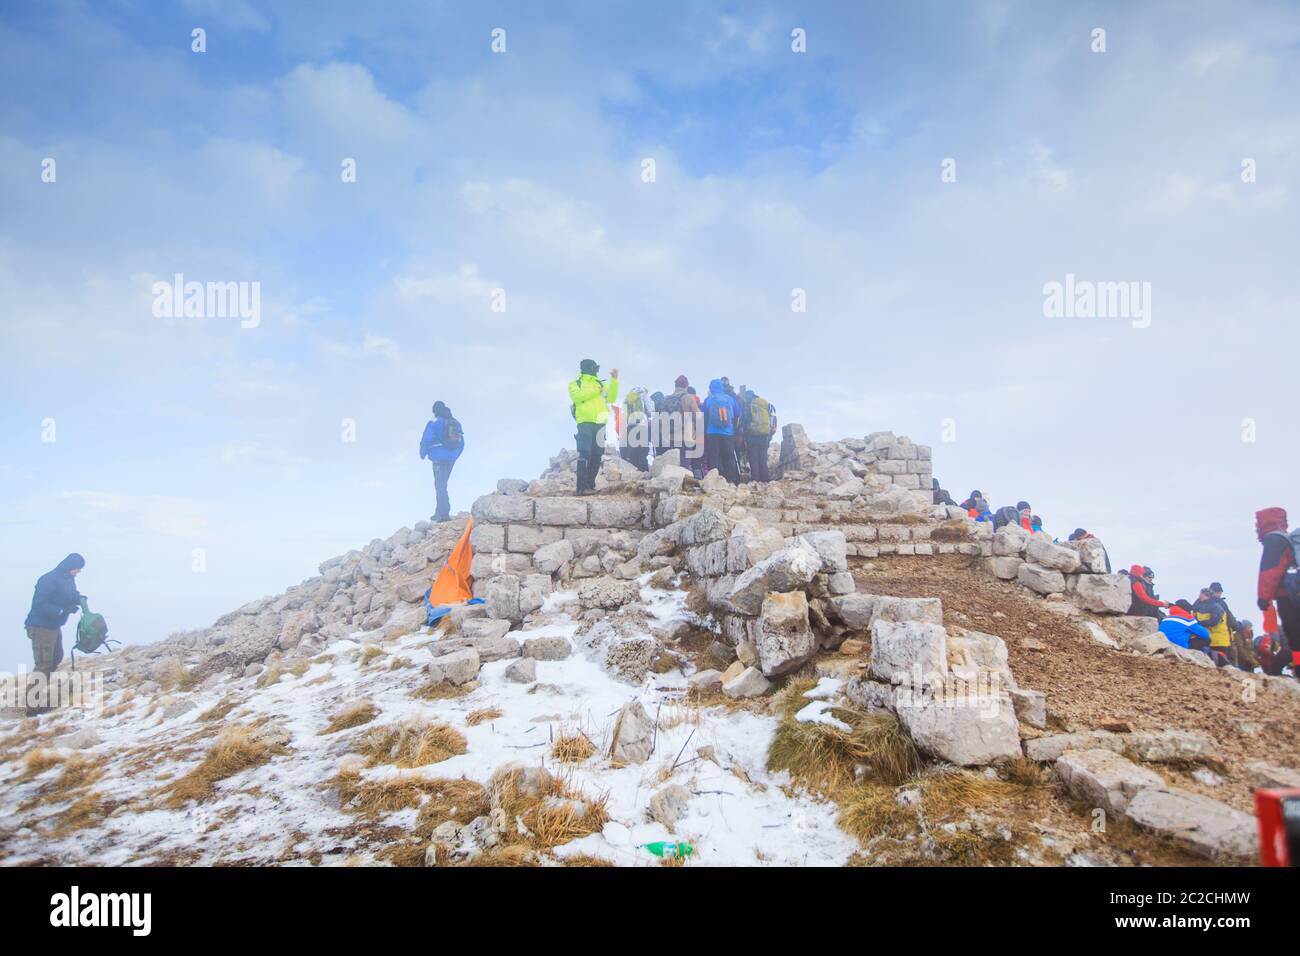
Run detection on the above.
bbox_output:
[2,0,1297,669]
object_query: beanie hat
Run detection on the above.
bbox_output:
[580,359,599,376]
[674,375,689,388]
[432,401,450,417]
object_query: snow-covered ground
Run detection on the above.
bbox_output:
[0,582,857,866]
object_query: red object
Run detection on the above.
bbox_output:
[1256,788,1300,866]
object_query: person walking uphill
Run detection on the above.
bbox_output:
[568,359,618,495]
[701,378,740,484]
[1256,506,1300,676]
[419,402,465,522]
[24,553,85,713]
[742,388,777,482]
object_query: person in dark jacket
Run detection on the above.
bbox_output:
[419,401,465,521]
[1125,564,1168,619]
[932,479,956,507]
[1256,506,1299,676]
[25,554,85,685]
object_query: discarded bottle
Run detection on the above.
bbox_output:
[640,841,694,859]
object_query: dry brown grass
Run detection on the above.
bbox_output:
[412,779,491,837]
[332,770,468,819]
[412,680,478,701]
[359,645,387,667]
[1000,755,1046,788]
[198,697,239,722]
[456,845,537,867]
[465,707,502,726]
[18,748,67,781]
[50,791,118,837]
[388,656,414,671]
[319,699,379,735]
[356,720,467,768]
[156,660,201,693]
[254,662,283,688]
[560,853,616,867]
[838,784,913,843]
[766,706,920,794]
[159,724,284,807]
[550,731,596,764]
[101,691,136,718]
[490,766,609,851]
[286,659,311,678]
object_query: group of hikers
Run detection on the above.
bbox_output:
[565,359,778,495]
[934,486,1300,679]
[1125,509,1300,677]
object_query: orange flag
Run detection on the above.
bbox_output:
[427,518,475,607]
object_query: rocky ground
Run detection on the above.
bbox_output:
[1,425,1294,867]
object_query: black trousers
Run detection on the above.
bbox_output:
[575,422,603,492]
[705,433,740,484]
[745,433,772,482]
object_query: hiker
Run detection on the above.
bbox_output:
[1068,528,1112,571]
[418,401,465,522]
[656,376,701,474]
[992,505,1021,531]
[1256,506,1300,676]
[24,554,85,710]
[1193,587,1234,666]
[960,490,984,513]
[1207,582,1241,632]
[701,378,740,484]
[1232,620,1260,672]
[1030,514,1046,535]
[721,378,745,480]
[932,479,957,507]
[742,388,777,483]
[1017,501,1033,531]
[621,387,654,472]
[1256,621,1290,676]
[1125,565,1168,619]
[1160,600,1211,651]
[568,360,619,495]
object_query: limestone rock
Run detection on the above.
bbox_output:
[1055,749,1163,813]
[753,591,817,677]
[577,577,639,610]
[1024,731,1123,762]
[504,657,536,683]
[1123,786,1257,859]
[1017,563,1065,596]
[427,647,480,685]
[896,690,1021,766]
[869,620,948,687]
[609,701,655,763]
[523,636,572,661]
[1126,729,1217,763]
[648,784,691,830]
[1072,573,1131,614]
[1026,537,1082,573]
[722,665,771,699]
[1010,688,1047,728]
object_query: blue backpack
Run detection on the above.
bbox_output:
[706,396,732,432]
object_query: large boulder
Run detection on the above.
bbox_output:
[722,665,771,699]
[534,497,588,526]
[896,690,1022,765]
[484,574,521,623]
[992,525,1030,557]
[533,539,575,575]
[1126,729,1217,763]
[1072,573,1131,614]
[869,620,948,687]
[726,541,821,615]
[1017,563,1066,596]
[831,594,942,631]
[1026,537,1082,573]
[1067,536,1111,574]
[1123,787,1258,860]
[577,577,639,610]
[471,494,534,524]
[752,592,817,677]
[1024,731,1123,762]
[427,647,481,685]
[796,531,849,573]
[588,499,646,528]
[1055,749,1162,813]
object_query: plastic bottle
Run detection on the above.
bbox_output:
[640,841,694,859]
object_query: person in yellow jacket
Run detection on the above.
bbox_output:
[1193,587,1233,665]
[568,358,618,495]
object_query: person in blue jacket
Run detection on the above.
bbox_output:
[419,401,465,522]
[1159,599,1211,651]
[700,378,740,484]
[24,553,85,691]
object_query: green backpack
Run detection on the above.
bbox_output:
[72,597,117,668]
[747,397,776,436]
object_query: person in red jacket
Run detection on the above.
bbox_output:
[1256,507,1299,676]
[1126,564,1168,619]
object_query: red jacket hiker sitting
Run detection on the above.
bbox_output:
[1126,564,1168,620]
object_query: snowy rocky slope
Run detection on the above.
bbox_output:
[1,425,1291,866]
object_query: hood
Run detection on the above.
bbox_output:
[629,386,647,397]
[1167,604,1194,621]
[1256,507,1288,537]
[54,553,85,574]
[1128,564,1145,577]
[708,378,726,396]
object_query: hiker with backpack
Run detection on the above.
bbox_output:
[1159,599,1211,652]
[419,401,465,522]
[1193,587,1235,665]
[742,388,777,483]
[568,360,619,495]
[1256,506,1300,677]
[701,378,741,484]
[24,554,85,712]
[621,387,654,472]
